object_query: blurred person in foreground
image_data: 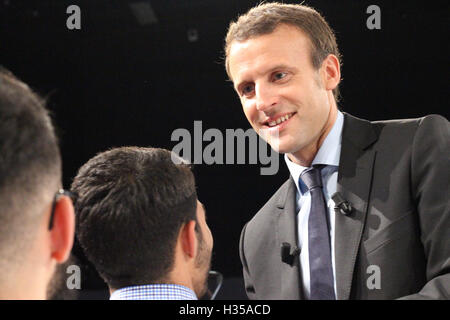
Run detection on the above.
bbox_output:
[71,147,213,300]
[0,69,75,299]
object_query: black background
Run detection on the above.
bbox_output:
[1,0,448,298]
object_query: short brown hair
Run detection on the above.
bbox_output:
[225,2,342,101]
[71,147,199,289]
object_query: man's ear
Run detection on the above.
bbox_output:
[180,220,198,260]
[50,196,75,263]
[321,54,341,91]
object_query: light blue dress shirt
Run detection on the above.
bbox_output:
[110,283,197,300]
[284,111,344,299]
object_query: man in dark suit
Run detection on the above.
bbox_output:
[224,3,449,299]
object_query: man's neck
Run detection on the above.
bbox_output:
[0,281,45,300]
[288,103,338,167]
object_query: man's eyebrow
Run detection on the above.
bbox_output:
[266,64,298,74]
[267,64,288,71]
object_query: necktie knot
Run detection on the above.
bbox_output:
[300,167,323,191]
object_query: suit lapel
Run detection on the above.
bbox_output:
[335,113,378,300]
[276,178,303,299]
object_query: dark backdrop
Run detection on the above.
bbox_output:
[1,0,448,299]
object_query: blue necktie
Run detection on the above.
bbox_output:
[300,166,336,300]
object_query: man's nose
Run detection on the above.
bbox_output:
[255,83,277,112]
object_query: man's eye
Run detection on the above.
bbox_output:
[241,84,254,95]
[273,72,287,80]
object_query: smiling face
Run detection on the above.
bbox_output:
[228,24,340,165]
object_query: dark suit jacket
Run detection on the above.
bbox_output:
[239,113,450,299]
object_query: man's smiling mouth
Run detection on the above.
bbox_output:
[262,112,296,128]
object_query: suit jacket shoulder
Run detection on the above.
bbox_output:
[339,112,449,299]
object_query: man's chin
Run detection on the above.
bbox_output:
[270,142,295,155]
[197,284,209,299]
[273,138,308,156]
[265,135,300,154]
[194,270,210,299]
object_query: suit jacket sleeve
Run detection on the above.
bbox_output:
[239,222,257,299]
[398,115,450,299]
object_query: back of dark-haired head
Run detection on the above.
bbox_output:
[0,69,61,279]
[71,147,198,289]
[225,2,342,101]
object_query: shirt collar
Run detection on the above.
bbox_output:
[110,283,198,300]
[284,111,344,193]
